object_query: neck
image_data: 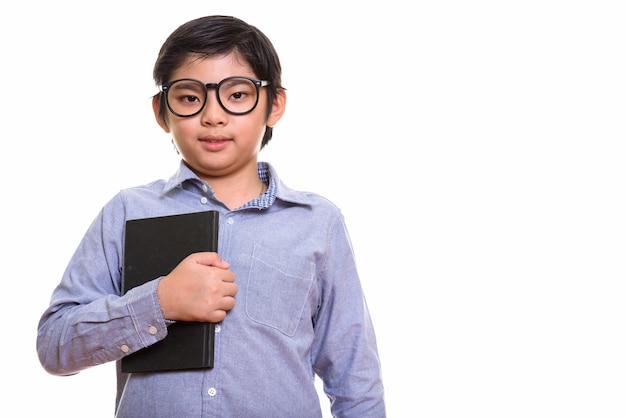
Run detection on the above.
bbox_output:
[209,178,266,210]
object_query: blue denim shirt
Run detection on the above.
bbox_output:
[37,161,385,417]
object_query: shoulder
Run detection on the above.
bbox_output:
[113,162,199,218]
[274,178,344,221]
[94,179,169,224]
[116,179,169,207]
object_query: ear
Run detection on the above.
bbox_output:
[152,96,170,133]
[266,88,287,128]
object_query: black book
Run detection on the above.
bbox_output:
[121,210,219,373]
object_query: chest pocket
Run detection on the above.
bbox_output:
[245,244,315,336]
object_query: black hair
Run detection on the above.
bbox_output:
[153,15,283,149]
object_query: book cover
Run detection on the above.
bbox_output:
[121,210,219,373]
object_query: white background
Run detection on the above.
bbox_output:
[1,1,625,417]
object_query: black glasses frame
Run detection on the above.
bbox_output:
[161,76,270,117]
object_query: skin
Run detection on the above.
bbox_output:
[153,52,287,323]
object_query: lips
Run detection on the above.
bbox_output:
[200,135,231,142]
[199,136,231,151]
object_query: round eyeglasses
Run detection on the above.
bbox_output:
[161,76,270,117]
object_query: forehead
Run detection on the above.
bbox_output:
[171,52,256,83]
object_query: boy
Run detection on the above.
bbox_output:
[37,15,385,417]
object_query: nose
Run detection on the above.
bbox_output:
[201,90,227,125]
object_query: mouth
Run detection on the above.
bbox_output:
[200,135,231,143]
[199,135,232,151]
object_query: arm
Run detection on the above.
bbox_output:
[36,194,237,375]
[36,195,167,375]
[311,213,386,417]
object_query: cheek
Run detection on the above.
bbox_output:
[244,121,269,146]
[168,119,195,138]
[245,112,270,137]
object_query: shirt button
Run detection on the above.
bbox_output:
[207,387,217,397]
[200,197,208,204]
[148,326,158,335]
[202,184,208,193]
[227,217,234,225]
[120,345,129,353]
[215,324,221,333]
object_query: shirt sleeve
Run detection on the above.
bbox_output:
[311,212,386,417]
[36,193,169,376]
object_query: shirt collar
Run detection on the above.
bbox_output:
[162,160,314,207]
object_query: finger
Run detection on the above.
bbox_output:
[224,282,238,295]
[190,252,230,268]
[220,295,236,311]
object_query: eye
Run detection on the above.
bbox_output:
[165,80,206,115]
[230,91,246,100]
[180,94,201,104]
[169,81,205,103]
[221,79,256,103]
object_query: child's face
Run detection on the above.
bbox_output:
[153,52,285,181]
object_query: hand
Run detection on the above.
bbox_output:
[157,252,237,323]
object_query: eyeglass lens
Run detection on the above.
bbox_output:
[166,78,260,116]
